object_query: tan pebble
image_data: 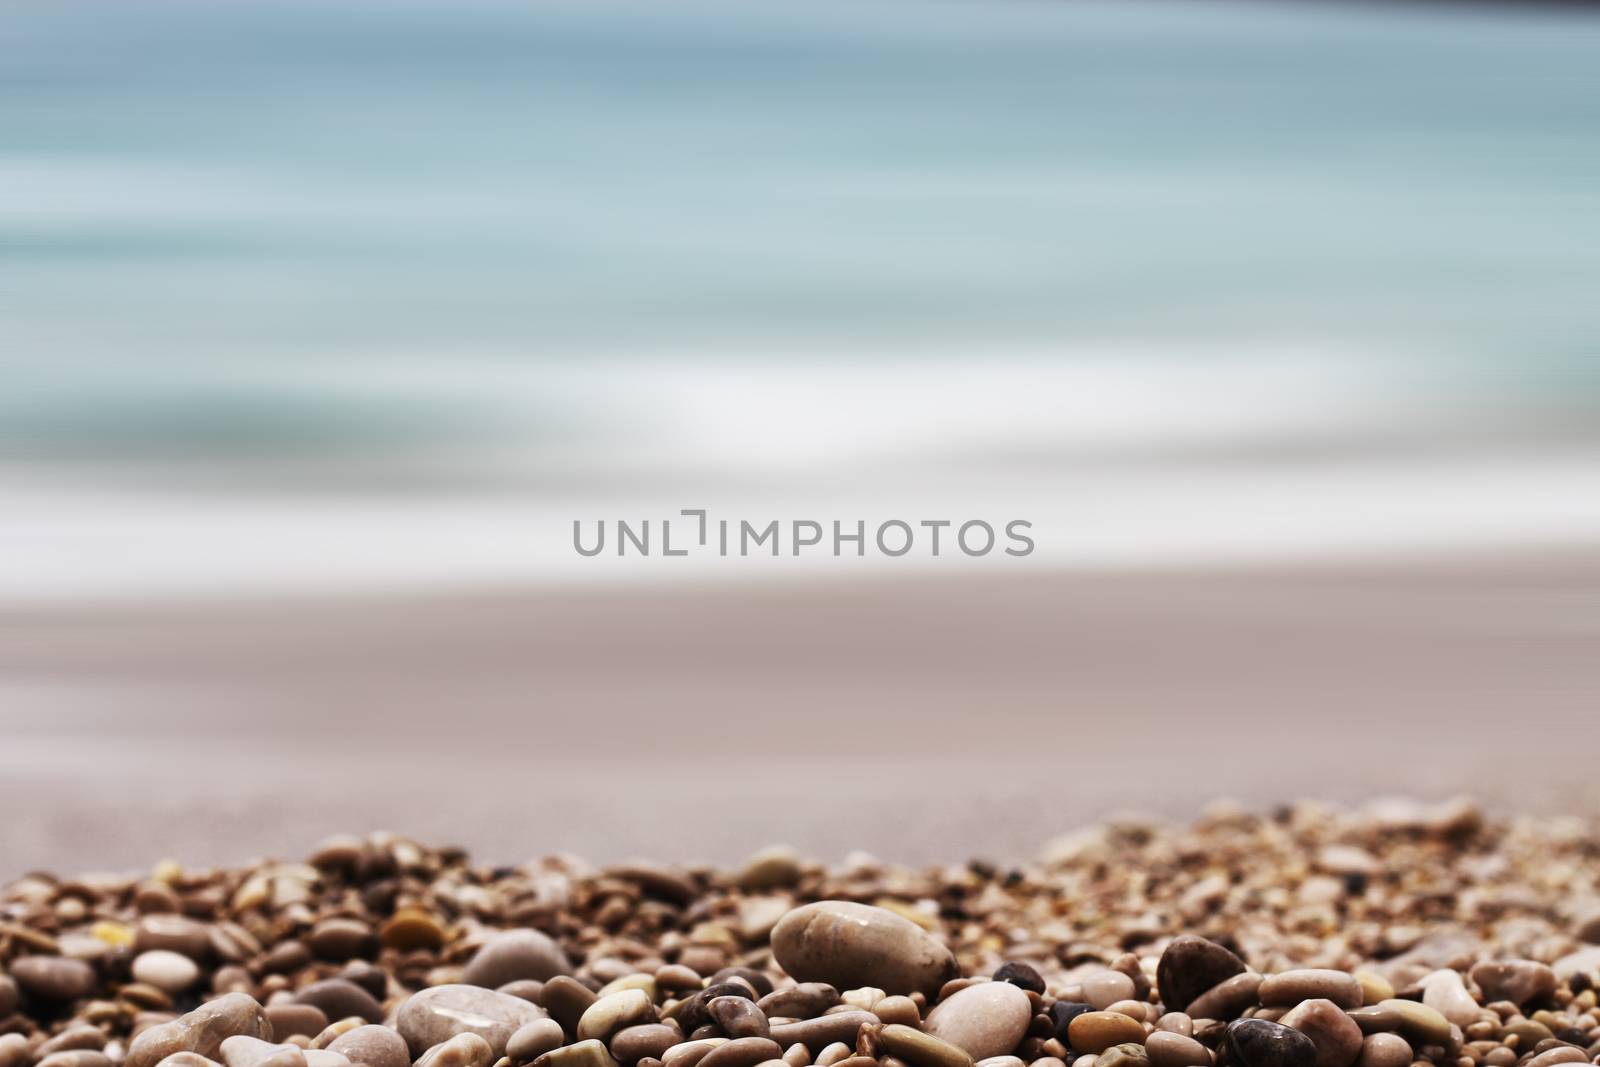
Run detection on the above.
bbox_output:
[532,1041,619,1067]
[815,1044,853,1067]
[661,1042,727,1067]
[1143,1032,1210,1067]
[696,1040,784,1067]
[417,1035,495,1067]
[1187,975,1263,1022]
[1066,1014,1144,1055]
[37,1054,113,1067]
[1105,1003,1148,1023]
[1260,972,1364,1012]
[1094,1045,1146,1067]
[1353,975,1393,1008]
[218,1037,306,1067]
[1154,1017,1193,1038]
[1082,974,1137,1013]
[1281,999,1364,1067]
[924,982,1032,1060]
[507,1021,566,1064]
[1419,973,1478,1029]
[1031,1060,1069,1067]
[770,903,959,999]
[325,1029,408,1067]
[1354,1035,1410,1067]
[780,1045,809,1067]
[874,996,921,1028]
[977,1058,1026,1067]
[1521,1051,1585,1067]
[1378,1002,1451,1047]
[877,1025,976,1067]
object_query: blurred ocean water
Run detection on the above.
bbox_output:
[2,0,1599,600]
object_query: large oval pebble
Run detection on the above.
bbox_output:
[126,994,273,1067]
[770,901,958,998]
[463,930,572,989]
[397,985,549,1058]
[924,982,1031,1060]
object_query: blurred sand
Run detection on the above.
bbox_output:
[2,550,1598,879]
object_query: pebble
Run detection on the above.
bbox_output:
[0,1036,29,1067]
[326,1026,410,1067]
[1223,1019,1318,1067]
[992,963,1045,996]
[1375,1001,1450,1047]
[877,1025,975,1067]
[1186,973,1263,1022]
[697,1039,784,1067]
[1145,1033,1210,1067]
[1418,970,1478,1028]
[126,994,273,1067]
[1065,1013,1144,1055]
[1467,961,1555,1007]
[294,979,385,1024]
[133,950,201,994]
[533,1041,618,1067]
[1258,972,1363,1011]
[415,1034,495,1067]
[770,902,959,997]
[396,985,548,1058]
[463,929,572,988]
[1280,999,1363,1067]
[577,990,656,1043]
[767,1011,877,1054]
[265,1005,329,1040]
[738,847,805,891]
[37,1054,114,1067]
[924,981,1032,1059]
[607,1025,678,1065]
[1096,1044,1148,1067]
[11,956,96,1001]
[1354,1035,1410,1067]
[708,997,770,1039]
[1158,938,1248,1014]
[218,1038,306,1067]
[136,916,213,960]
[0,974,15,1017]
[1080,972,1137,1012]
[544,976,601,1034]
[307,919,378,961]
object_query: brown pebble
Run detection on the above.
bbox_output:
[1145,1032,1210,1067]
[1281,999,1363,1067]
[1067,1013,1145,1055]
[697,1039,784,1067]
[1259,973,1364,1012]
[609,1026,680,1066]
[1187,974,1263,1022]
[1356,1035,1411,1067]
[326,1027,410,1067]
[12,956,97,1002]
[770,903,959,999]
[877,1025,975,1067]
[266,1006,330,1041]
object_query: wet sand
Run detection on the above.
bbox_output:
[2,549,1598,877]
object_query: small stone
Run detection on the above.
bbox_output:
[577,989,656,1043]
[136,916,213,960]
[924,981,1031,1060]
[415,1034,494,1067]
[326,1027,410,1067]
[134,951,201,994]
[770,901,959,998]
[1158,937,1248,1014]
[607,1025,678,1066]
[264,1005,329,1041]
[1418,970,1477,1028]
[992,963,1045,995]
[307,920,377,962]
[11,956,96,1001]
[1350,973,1391,1007]
[697,1039,785,1067]
[154,1056,225,1067]
[877,1025,975,1067]
[1065,1013,1144,1055]
[708,997,770,1040]
[463,931,572,989]
[1258,972,1363,1011]
[758,985,840,1020]
[397,985,549,1058]
[1145,1033,1210,1067]
[532,1041,618,1067]
[37,1054,114,1067]
[1096,1044,1148,1067]
[218,1038,306,1067]
[1223,1019,1318,1067]
[1376,1001,1450,1047]
[1280,999,1363,1067]
[1081,972,1137,1012]
[295,980,385,1025]
[1355,1035,1410,1067]
[126,994,273,1067]
[1186,974,1263,1021]
[0,1036,30,1067]
[1048,1003,1093,1045]
[766,1013,877,1055]
[378,909,446,953]
[737,847,804,891]
[1467,961,1554,1008]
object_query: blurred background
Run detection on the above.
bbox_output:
[3,0,1599,876]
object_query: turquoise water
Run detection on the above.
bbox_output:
[4,0,1598,464]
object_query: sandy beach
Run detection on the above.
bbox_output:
[3,548,1596,878]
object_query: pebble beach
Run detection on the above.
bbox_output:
[6,802,1600,1067]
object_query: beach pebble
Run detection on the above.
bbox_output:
[767,1011,876,1054]
[992,963,1045,995]
[11,956,96,1001]
[1375,1001,1450,1047]
[264,1005,328,1041]
[326,1027,409,1067]
[1224,1019,1318,1067]
[607,1025,678,1066]
[1418,970,1477,1028]
[577,989,656,1043]
[770,901,959,998]
[1258,972,1363,1011]
[924,980,1032,1059]
[1280,999,1363,1067]
[877,1025,975,1067]
[397,985,549,1058]
[697,1039,784,1067]
[1065,1013,1143,1055]
[295,979,386,1024]
[737,847,804,891]
[0,1035,30,1067]
[136,916,213,960]
[0,975,15,1017]
[464,930,572,989]
[37,1054,112,1067]
[1144,1033,1210,1067]
[126,994,273,1067]
[1081,972,1137,1012]
[218,1038,306,1067]
[1354,1035,1410,1067]
[1158,938,1247,1014]
[134,951,201,994]
[1467,961,1554,1007]
[416,1034,494,1067]
[532,1041,618,1067]
[1185,973,1262,1022]
[708,997,769,1039]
